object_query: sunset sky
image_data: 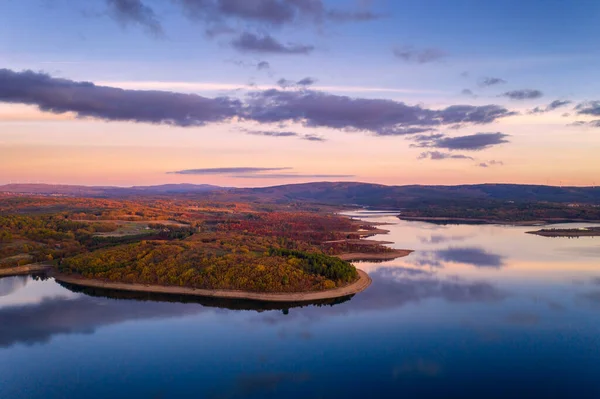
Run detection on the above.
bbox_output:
[1,0,599,187]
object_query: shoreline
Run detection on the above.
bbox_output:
[526,228,600,238]
[0,264,51,278]
[397,216,600,226]
[52,269,372,303]
[337,250,413,261]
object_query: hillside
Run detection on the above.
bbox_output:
[2,182,600,205]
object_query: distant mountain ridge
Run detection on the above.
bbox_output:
[1,182,599,205]
[0,183,222,197]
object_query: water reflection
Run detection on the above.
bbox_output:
[2,215,600,399]
[0,294,206,348]
[0,275,28,297]
[58,281,353,312]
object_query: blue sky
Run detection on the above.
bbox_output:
[1,0,599,186]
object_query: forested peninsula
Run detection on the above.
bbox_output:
[0,195,407,300]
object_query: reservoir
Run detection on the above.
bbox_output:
[2,212,600,398]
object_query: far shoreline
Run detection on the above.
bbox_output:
[398,216,600,226]
[51,269,373,303]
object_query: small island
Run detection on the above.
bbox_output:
[526,227,600,238]
[0,195,411,301]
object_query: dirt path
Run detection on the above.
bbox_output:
[52,269,372,303]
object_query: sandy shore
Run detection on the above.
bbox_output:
[0,264,51,278]
[337,249,413,262]
[52,269,372,303]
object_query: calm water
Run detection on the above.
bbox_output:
[2,213,600,398]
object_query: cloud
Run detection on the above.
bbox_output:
[413,132,510,151]
[393,46,447,64]
[0,68,241,127]
[478,160,504,168]
[106,0,163,37]
[168,167,292,175]
[231,32,314,54]
[575,100,600,116]
[176,0,380,26]
[461,89,476,97]
[478,77,506,87]
[256,61,270,70]
[243,129,326,142]
[568,120,600,128]
[296,77,317,87]
[326,9,380,22]
[0,69,516,135]
[501,89,543,100]
[276,77,318,89]
[232,173,353,179]
[302,133,326,142]
[277,78,295,88]
[204,24,237,38]
[246,130,298,137]
[418,151,474,161]
[529,99,572,114]
[246,89,515,135]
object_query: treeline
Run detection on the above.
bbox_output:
[60,238,357,292]
[268,248,357,283]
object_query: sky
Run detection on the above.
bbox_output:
[1,0,599,187]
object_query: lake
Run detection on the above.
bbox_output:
[2,212,600,398]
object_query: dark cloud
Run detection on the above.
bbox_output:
[435,247,505,268]
[232,173,353,179]
[568,120,600,128]
[529,99,572,114]
[461,89,475,97]
[296,77,317,87]
[413,132,510,151]
[0,68,241,127]
[302,133,326,142]
[547,99,572,111]
[204,24,237,37]
[246,130,298,137]
[168,167,292,175]
[256,61,270,70]
[393,46,447,64]
[501,89,543,100]
[0,69,516,136]
[176,0,379,26]
[575,100,600,116]
[478,159,504,168]
[326,9,380,22]
[277,78,295,88]
[246,89,515,135]
[418,151,474,161]
[478,77,506,87]
[106,0,164,36]
[231,32,314,54]
[243,130,325,142]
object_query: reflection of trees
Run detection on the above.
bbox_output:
[57,281,353,312]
